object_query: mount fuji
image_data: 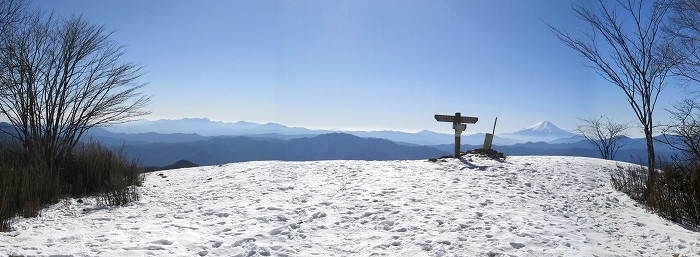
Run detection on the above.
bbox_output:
[500,121,578,143]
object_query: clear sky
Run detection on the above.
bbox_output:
[32,0,689,136]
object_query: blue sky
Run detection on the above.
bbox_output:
[33,0,688,136]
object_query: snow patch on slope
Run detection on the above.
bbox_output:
[1,157,698,256]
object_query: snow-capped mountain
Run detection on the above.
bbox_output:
[2,156,698,256]
[520,121,570,134]
[501,121,576,143]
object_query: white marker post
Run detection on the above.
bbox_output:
[435,112,478,158]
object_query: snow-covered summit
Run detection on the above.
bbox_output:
[1,156,698,256]
[520,121,568,134]
[501,121,576,143]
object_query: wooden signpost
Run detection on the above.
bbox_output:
[434,112,478,158]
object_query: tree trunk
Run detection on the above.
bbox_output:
[644,126,657,200]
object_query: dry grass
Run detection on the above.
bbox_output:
[0,142,143,231]
[611,159,700,227]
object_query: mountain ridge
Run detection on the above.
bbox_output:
[103,118,581,146]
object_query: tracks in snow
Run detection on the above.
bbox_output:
[1,156,699,256]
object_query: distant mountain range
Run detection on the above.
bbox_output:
[106,131,675,167]
[108,118,323,136]
[101,118,578,146]
[4,119,679,168]
[116,133,445,166]
[108,118,486,145]
[79,119,679,167]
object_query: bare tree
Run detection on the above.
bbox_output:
[549,0,675,194]
[660,99,700,161]
[666,0,700,83]
[0,12,150,167]
[577,116,630,160]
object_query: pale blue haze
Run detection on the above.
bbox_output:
[33,0,687,136]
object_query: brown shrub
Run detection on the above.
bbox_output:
[612,159,700,227]
[0,142,143,231]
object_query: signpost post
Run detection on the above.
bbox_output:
[434,112,478,158]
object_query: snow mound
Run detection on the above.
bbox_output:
[1,156,699,256]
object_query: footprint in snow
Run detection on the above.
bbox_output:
[151,239,173,245]
[510,242,526,249]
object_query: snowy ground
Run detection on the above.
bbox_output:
[2,155,699,256]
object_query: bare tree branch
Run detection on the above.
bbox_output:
[666,0,700,84]
[0,0,25,34]
[660,98,700,162]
